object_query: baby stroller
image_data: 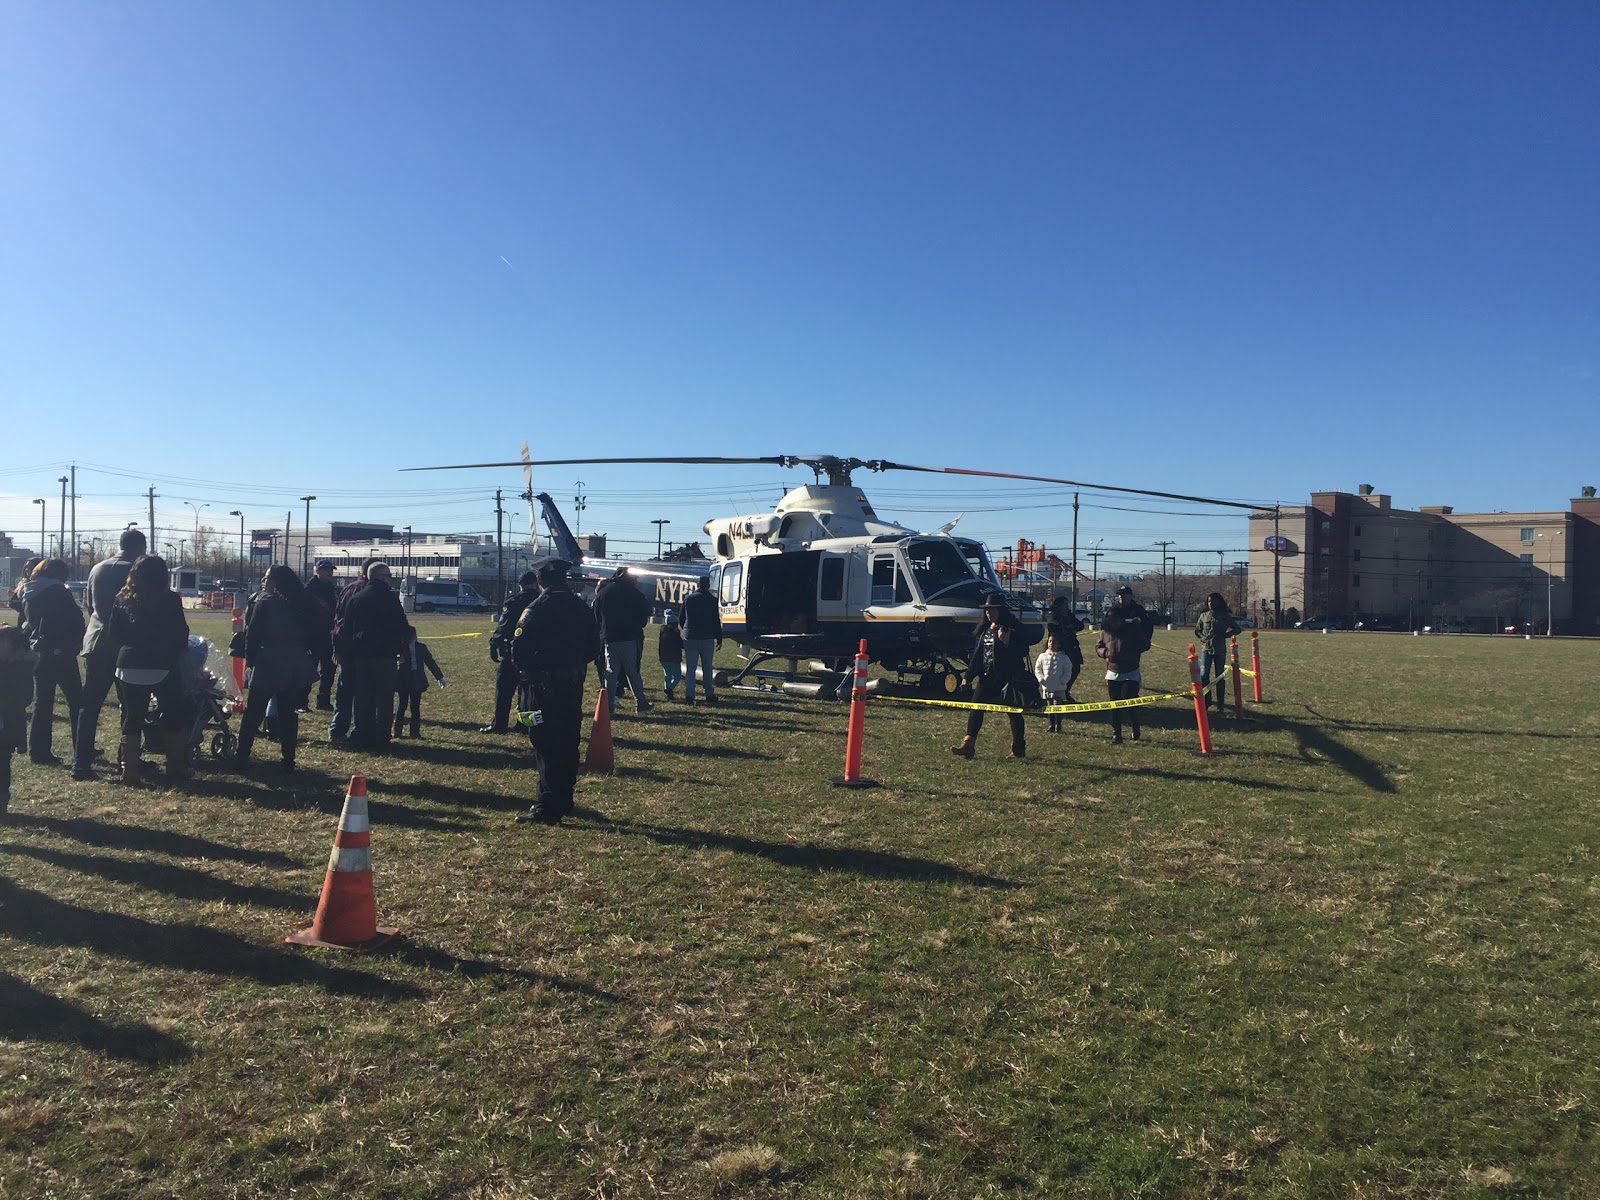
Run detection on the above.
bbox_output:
[134,636,241,767]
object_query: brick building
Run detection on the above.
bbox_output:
[1247,485,1600,634]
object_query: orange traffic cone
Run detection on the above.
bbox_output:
[585,687,615,775]
[286,775,399,952]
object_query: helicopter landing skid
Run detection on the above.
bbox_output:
[726,650,967,699]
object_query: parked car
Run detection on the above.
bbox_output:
[1423,622,1469,634]
[1296,616,1345,630]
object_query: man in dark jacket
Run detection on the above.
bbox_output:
[951,593,1028,760]
[303,560,340,710]
[20,559,86,767]
[71,528,145,779]
[341,562,408,750]
[327,558,380,742]
[512,560,599,825]
[679,574,722,705]
[594,567,653,714]
[481,569,539,733]
[1109,585,1153,652]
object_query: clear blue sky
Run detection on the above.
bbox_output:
[3,1,1596,579]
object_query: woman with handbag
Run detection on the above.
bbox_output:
[234,565,325,774]
[951,593,1029,761]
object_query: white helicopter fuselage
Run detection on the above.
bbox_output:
[701,484,1039,674]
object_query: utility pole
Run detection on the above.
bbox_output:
[1070,491,1080,609]
[495,488,505,605]
[1272,506,1283,629]
[57,475,68,560]
[652,518,670,559]
[284,511,292,568]
[299,496,316,577]
[1088,550,1104,617]
[69,464,77,579]
[148,486,157,552]
[1155,540,1174,615]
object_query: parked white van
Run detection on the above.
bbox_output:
[405,576,493,614]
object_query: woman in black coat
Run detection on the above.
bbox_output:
[20,558,86,767]
[951,594,1029,760]
[108,555,191,784]
[235,565,326,773]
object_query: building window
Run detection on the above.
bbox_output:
[1392,576,1399,593]
[1520,554,1534,570]
[1354,524,1362,537]
[1520,527,1534,544]
[1393,525,1400,540]
[1353,549,1361,562]
[1352,574,1361,588]
[1320,520,1331,534]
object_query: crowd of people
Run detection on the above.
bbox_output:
[4,537,1242,820]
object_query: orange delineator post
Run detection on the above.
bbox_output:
[1188,643,1214,756]
[1250,629,1265,702]
[830,639,879,788]
[585,687,614,775]
[287,775,398,952]
[1229,635,1244,719]
[230,607,246,696]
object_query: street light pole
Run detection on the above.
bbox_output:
[58,475,68,559]
[652,518,670,558]
[299,496,316,577]
[1087,546,1104,617]
[229,511,244,588]
[573,481,586,539]
[33,498,45,559]
[184,502,208,568]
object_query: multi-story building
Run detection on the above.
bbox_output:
[1248,485,1600,634]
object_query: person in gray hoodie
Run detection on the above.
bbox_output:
[72,528,146,779]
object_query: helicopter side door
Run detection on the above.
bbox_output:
[816,550,853,625]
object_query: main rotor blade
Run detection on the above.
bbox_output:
[405,455,791,472]
[875,461,1269,511]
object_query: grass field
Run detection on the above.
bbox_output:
[3,618,1598,1198]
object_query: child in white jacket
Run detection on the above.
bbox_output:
[1034,635,1073,732]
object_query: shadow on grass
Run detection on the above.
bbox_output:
[580,813,1019,889]
[1250,710,1396,793]
[204,770,477,832]
[0,878,421,1000]
[7,813,301,867]
[0,843,311,910]
[382,778,531,813]
[1300,703,1600,741]
[379,942,622,1003]
[608,736,774,761]
[0,970,192,1064]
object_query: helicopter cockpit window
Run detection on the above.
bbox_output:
[719,562,743,606]
[870,555,911,605]
[911,539,992,605]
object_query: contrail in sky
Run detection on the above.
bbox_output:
[499,255,516,270]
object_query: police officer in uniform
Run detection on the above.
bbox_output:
[512,560,599,825]
[481,569,540,734]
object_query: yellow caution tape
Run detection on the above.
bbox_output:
[418,631,487,640]
[872,689,1193,715]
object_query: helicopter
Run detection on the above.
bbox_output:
[415,454,1263,695]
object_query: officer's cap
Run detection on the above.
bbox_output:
[536,559,571,585]
[517,569,540,589]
